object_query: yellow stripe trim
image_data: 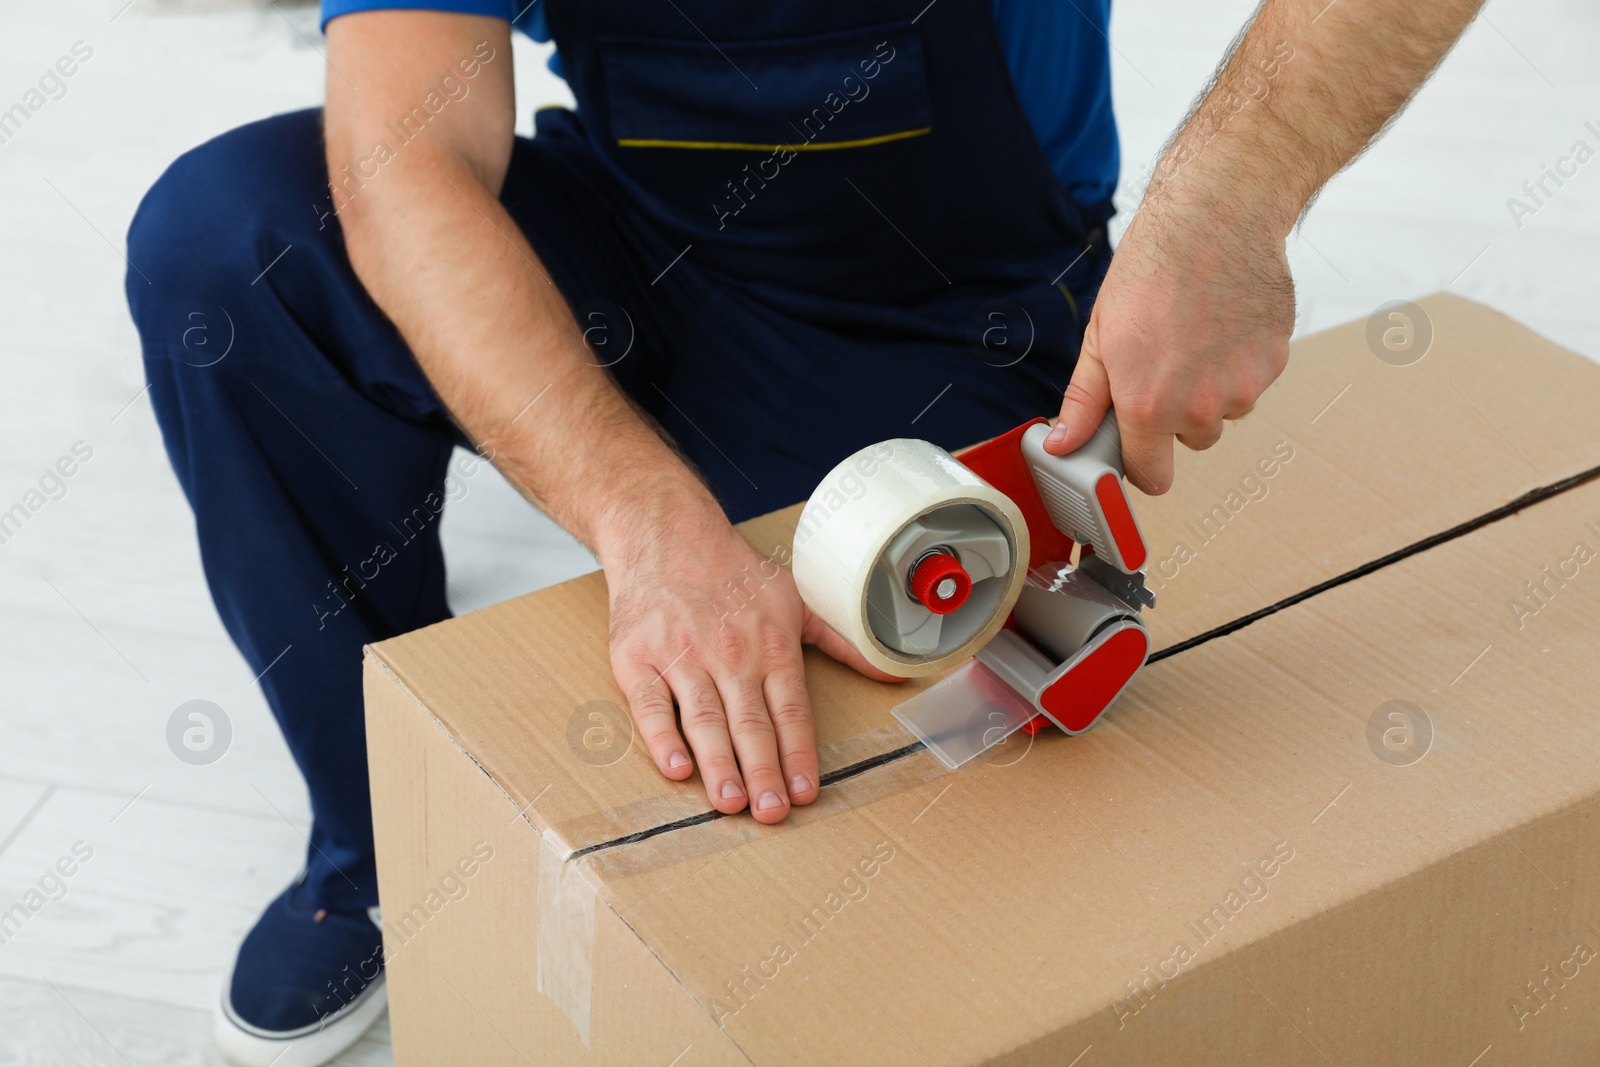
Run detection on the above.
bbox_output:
[615,127,932,152]
[1055,281,1082,330]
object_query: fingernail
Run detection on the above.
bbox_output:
[790,775,812,795]
[667,752,690,770]
[720,780,745,801]
[1045,424,1069,449]
[756,791,784,812]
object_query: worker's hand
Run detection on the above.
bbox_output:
[1043,198,1294,494]
[602,498,900,823]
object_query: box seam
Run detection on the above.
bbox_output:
[366,646,579,861]
[565,460,1600,864]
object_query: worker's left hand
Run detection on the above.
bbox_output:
[603,501,901,824]
[1042,197,1295,494]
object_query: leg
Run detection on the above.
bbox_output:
[128,109,458,913]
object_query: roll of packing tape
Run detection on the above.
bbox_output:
[792,439,1029,677]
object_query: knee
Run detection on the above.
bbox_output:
[127,109,330,310]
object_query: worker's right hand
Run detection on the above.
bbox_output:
[1042,175,1294,494]
[601,495,901,824]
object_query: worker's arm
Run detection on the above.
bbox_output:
[325,12,890,824]
[1046,0,1484,491]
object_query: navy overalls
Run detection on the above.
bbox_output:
[125,0,1112,911]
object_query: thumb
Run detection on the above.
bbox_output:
[1044,313,1111,456]
[801,608,907,683]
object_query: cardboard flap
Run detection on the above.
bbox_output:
[367,294,1600,853]
[1134,291,1600,648]
[365,504,913,855]
[581,475,1600,1064]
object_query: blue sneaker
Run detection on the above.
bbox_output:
[215,874,388,1067]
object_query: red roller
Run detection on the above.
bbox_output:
[910,553,972,615]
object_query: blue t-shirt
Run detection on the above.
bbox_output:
[321,0,1118,205]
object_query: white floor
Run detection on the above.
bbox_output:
[0,1,1595,1063]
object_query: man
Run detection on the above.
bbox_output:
[125,0,1480,1062]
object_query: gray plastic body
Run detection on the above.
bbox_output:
[897,563,1151,766]
[1011,563,1137,661]
[865,503,1012,657]
[1020,415,1146,574]
[980,565,1145,727]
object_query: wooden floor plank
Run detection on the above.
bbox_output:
[0,975,392,1066]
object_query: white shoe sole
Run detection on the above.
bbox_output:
[214,973,388,1067]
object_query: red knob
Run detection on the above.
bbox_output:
[910,553,972,615]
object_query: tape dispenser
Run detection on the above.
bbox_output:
[792,416,1155,768]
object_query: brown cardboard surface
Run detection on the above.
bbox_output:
[570,475,1600,1065]
[1131,291,1600,648]
[370,464,1600,1066]
[365,297,1600,1064]
[368,294,1600,853]
[366,653,747,1066]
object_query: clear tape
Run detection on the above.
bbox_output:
[536,834,597,1046]
[530,719,978,1038]
[891,657,1040,769]
[582,748,950,885]
[549,723,925,852]
[791,438,1029,676]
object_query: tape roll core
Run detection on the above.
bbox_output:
[792,439,1030,677]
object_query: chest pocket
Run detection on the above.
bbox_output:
[597,22,932,153]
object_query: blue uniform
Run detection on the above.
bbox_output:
[127,0,1117,911]
[321,0,1119,206]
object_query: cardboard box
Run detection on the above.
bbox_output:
[365,294,1600,1065]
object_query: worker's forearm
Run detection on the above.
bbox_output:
[336,153,720,559]
[1147,0,1483,234]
